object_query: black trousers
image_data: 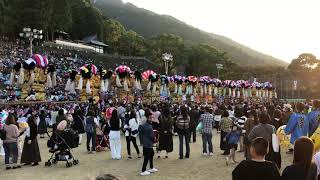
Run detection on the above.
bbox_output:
[142,147,154,172]
[188,127,197,142]
[179,132,190,158]
[220,131,230,154]
[126,136,140,156]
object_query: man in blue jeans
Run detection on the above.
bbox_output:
[200,106,214,156]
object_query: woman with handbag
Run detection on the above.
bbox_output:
[248,112,281,169]
[157,105,174,158]
[124,110,140,159]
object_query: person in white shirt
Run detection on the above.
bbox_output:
[214,108,222,132]
[124,110,141,159]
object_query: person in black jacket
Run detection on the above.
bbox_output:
[232,137,280,180]
[21,115,41,166]
[37,110,47,138]
[140,109,158,176]
[189,105,200,143]
[157,105,173,158]
[72,109,85,145]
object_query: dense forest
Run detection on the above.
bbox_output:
[0,0,236,76]
[93,0,287,66]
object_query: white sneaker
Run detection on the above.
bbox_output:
[203,153,207,156]
[209,153,214,156]
[140,171,151,176]
[148,168,158,173]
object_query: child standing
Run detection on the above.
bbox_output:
[225,125,241,165]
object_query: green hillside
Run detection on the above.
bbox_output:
[94,0,287,66]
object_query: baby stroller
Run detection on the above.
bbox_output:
[45,129,80,168]
[95,127,110,152]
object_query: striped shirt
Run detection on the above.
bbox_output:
[235,116,247,134]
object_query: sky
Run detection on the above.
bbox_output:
[122,0,320,62]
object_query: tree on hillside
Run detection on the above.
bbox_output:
[288,53,319,71]
[185,44,232,76]
[102,19,126,53]
[40,0,54,40]
[69,0,104,40]
[15,0,43,30]
[146,34,186,73]
[118,30,145,56]
[51,0,72,38]
[0,0,16,35]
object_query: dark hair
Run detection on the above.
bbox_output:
[87,110,94,117]
[162,105,170,118]
[6,115,16,125]
[222,110,229,118]
[274,109,282,119]
[250,109,259,125]
[58,109,64,115]
[129,110,136,119]
[259,112,271,124]
[234,106,244,118]
[144,109,152,119]
[293,137,314,179]
[110,109,118,121]
[296,102,305,113]
[313,100,320,109]
[151,105,157,112]
[74,109,82,116]
[251,137,269,156]
[180,105,188,119]
[27,115,36,125]
[205,106,210,112]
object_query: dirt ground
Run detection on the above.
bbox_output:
[0,131,292,180]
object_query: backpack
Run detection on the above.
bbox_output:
[0,129,6,140]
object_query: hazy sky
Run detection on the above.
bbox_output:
[122,0,320,62]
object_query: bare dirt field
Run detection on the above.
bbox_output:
[0,131,292,180]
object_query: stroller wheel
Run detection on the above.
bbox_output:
[66,162,72,168]
[73,160,79,165]
[45,161,52,167]
[52,159,58,164]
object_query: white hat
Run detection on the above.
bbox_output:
[283,104,292,109]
